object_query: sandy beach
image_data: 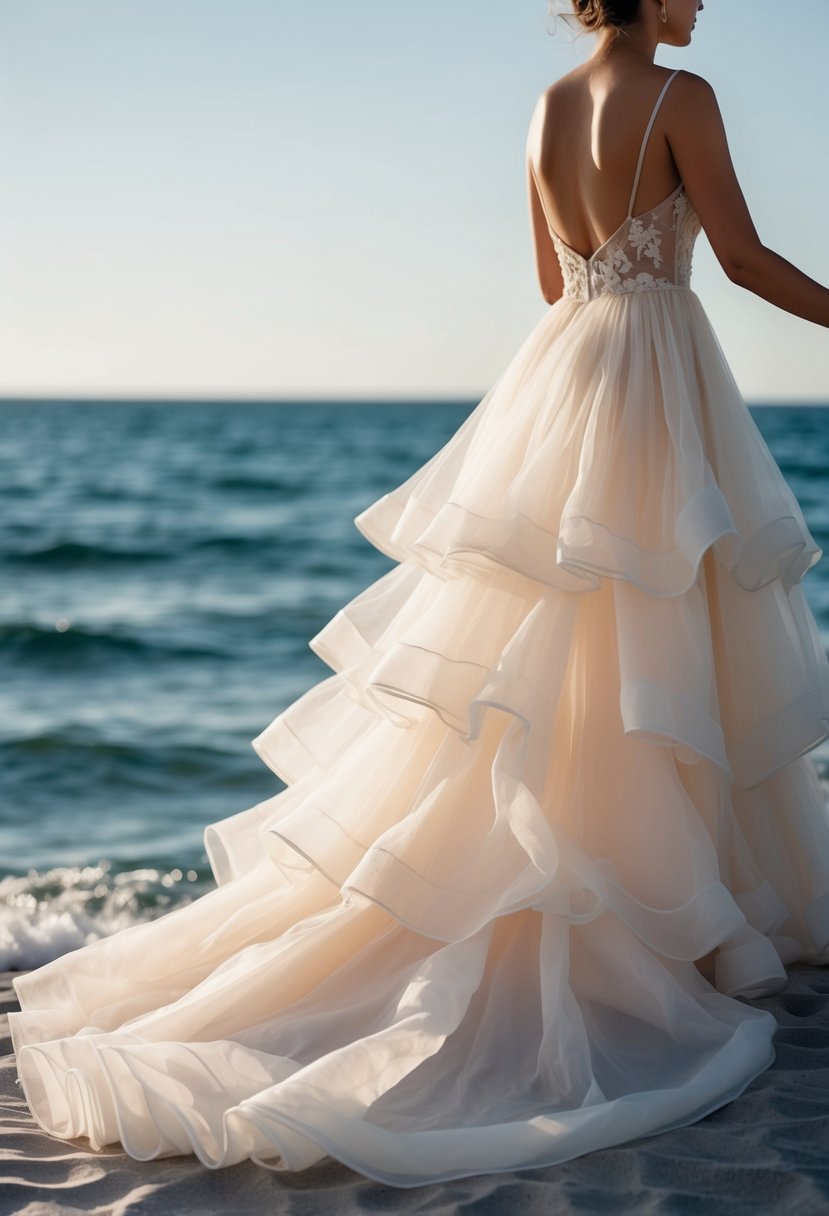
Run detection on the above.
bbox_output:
[1,966,828,1215]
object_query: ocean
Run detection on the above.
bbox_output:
[2,400,828,970]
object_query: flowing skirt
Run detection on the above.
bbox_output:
[10,285,829,1187]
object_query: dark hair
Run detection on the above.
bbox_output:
[571,0,642,32]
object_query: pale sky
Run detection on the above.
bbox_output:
[0,0,827,401]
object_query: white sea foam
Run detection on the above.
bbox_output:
[0,861,204,970]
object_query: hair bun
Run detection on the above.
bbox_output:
[571,0,642,30]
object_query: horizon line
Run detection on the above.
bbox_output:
[1,395,827,408]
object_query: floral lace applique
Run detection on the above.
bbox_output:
[628,217,663,268]
[672,190,701,288]
[550,234,589,302]
[592,244,633,293]
[591,234,671,297]
[621,270,672,294]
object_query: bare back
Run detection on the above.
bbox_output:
[527,62,684,261]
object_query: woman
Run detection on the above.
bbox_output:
[10,0,829,1189]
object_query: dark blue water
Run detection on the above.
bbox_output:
[1,400,828,968]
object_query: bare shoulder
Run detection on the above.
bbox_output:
[526,69,583,147]
[665,69,720,115]
[527,77,566,154]
[533,66,585,112]
[526,90,546,158]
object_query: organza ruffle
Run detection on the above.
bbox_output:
[355,292,820,601]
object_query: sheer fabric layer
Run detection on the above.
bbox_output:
[10,282,829,1187]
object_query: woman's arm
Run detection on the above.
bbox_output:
[667,71,829,329]
[526,96,565,305]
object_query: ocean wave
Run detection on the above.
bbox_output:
[0,621,229,664]
[6,539,172,567]
[188,533,303,558]
[1,729,243,780]
[210,474,297,493]
[0,861,213,971]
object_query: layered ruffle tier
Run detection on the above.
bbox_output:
[10,285,829,1187]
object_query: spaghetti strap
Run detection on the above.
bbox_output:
[627,69,681,218]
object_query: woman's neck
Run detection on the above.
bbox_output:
[593,23,659,66]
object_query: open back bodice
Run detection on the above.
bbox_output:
[537,70,703,303]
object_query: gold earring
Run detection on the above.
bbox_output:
[659,3,668,20]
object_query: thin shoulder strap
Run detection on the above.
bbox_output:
[627,68,680,218]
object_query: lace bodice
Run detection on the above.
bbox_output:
[534,69,702,304]
[550,184,702,303]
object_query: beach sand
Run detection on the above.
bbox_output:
[1,966,828,1215]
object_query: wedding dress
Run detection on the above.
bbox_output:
[10,69,829,1187]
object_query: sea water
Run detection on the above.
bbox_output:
[1,400,827,969]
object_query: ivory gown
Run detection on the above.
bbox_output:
[10,69,829,1186]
